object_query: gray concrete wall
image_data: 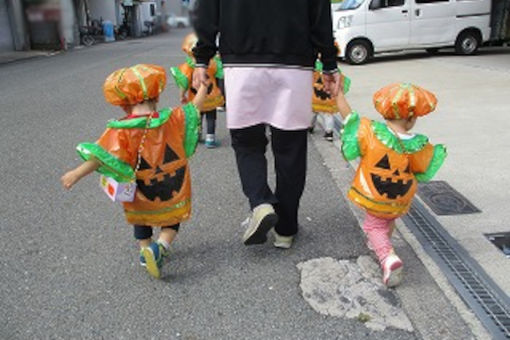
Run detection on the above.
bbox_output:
[0,0,14,51]
[88,0,117,25]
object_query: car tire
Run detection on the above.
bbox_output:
[455,31,479,55]
[177,22,185,28]
[346,40,371,65]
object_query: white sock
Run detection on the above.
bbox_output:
[157,239,170,251]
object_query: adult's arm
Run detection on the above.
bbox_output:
[192,0,220,67]
[309,0,337,72]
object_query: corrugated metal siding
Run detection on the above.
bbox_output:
[491,0,510,40]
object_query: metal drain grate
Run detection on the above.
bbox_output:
[418,181,481,215]
[402,200,510,339]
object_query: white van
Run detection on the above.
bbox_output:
[333,0,493,64]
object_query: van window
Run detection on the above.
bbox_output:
[150,4,155,16]
[415,0,448,3]
[339,0,365,10]
[370,0,405,8]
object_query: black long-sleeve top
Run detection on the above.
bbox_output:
[192,0,337,72]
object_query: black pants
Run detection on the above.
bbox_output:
[133,224,180,240]
[201,109,217,135]
[230,124,307,237]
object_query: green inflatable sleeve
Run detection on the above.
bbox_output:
[170,67,189,90]
[341,112,361,160]
[182,103,200,158]
[415,144,447,182]
[76,143,134,182]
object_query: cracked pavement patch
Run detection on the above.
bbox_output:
[297,256,414,332]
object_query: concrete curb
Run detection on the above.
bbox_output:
[310,117,491,339]
[0,51,60,66]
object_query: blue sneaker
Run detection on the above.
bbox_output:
[205,135,218,149]
[140,242,163,278]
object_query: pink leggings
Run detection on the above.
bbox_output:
[362,213,396,264]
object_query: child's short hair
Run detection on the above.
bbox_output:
[103,64,166,106]
[373,83,437,120]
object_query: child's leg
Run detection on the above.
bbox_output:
[322,114,334,133]
[134,225,153,248]
[362,214,394,263]
[322,114,334,141]
[362,214,403,287]
[205,109,217,135]
[134,225,161,278]
[204,109,218,148]
[157,224,180,254]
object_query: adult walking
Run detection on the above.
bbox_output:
[192,0,338,248]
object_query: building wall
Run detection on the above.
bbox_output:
[88,0,117,25]
[60,0,76,48]
[165,0,189,16]
[0,0,14,51]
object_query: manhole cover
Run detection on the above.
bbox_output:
[485,233,510,259]
[418,181,481,215]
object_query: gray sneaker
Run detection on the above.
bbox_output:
[242,204,278,245]
[272,229,294,249]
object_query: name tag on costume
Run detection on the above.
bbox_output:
[100,175,136,202]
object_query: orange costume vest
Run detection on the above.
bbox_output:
[76,104,200,226]
[341,112,446,219]
[171,56,224,112]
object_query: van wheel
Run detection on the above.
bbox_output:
[346,40,371,65]
[455,31,479,55]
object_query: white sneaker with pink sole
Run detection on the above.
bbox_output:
[382,254,403,287]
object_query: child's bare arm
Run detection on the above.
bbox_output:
[179,89,187,104]
[192,82,209,111]
[61,159,101,189]
[336,88,353,120]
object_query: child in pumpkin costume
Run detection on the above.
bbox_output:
[61,64,208,279]
[335,83,446,287]
[170,33,225,148]
[310,59,351,141]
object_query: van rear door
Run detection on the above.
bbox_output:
[410,0,456,46]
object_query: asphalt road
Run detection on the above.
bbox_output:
[0,31,474,339]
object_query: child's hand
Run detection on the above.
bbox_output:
[61,170,79,189]
[61,159,100,190]
[192,67,208,90]
[192,78,210,111]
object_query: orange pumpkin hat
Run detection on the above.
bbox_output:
[103,64,167,106]
[373,83,437,120]
[181,33,198,56]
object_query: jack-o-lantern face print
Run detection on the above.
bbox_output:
[313,75,331,100]
[136,144,186,202]
[369,153,413,200]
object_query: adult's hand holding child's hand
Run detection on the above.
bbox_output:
[192,67,208,91]
[323,72,339,97]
